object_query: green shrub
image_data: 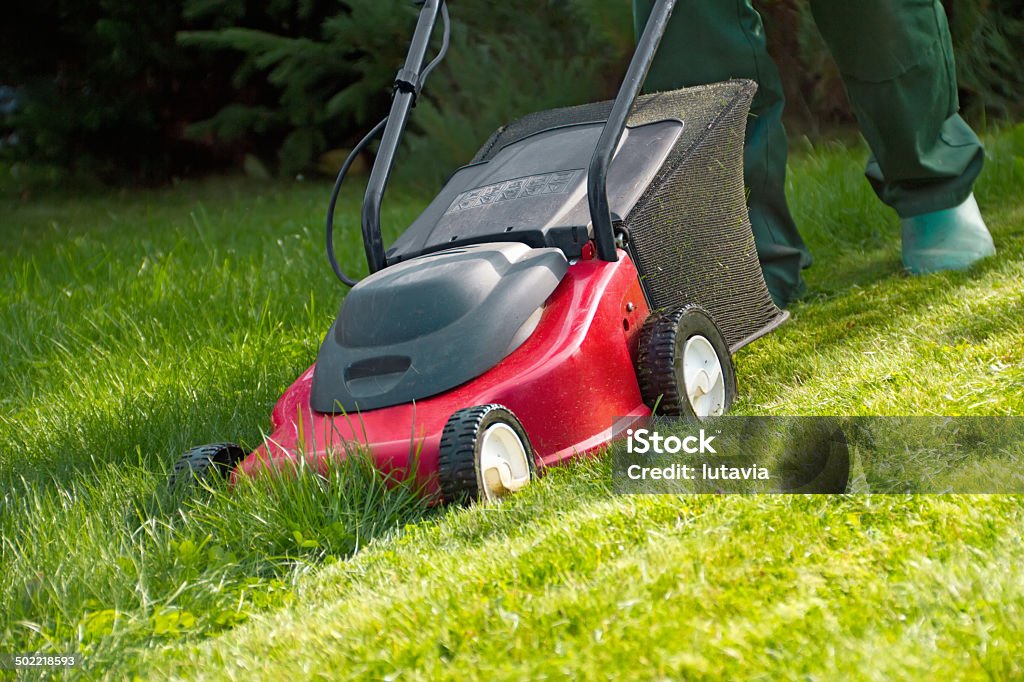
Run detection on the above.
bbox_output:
[179,0,633,181]
[2,0,1020,183]
[0,0,338,184]
[1,0,221,184]
[947,0,1024,121]
[182,0,1024,180]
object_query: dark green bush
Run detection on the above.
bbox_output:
[179,0,633,180]
[0,0,339,184]
[947,0,1024,121]
[173,0,1024,180]
[1,0,224,184]
[2,0,1021,184]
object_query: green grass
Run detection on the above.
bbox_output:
[2,124,1023,679]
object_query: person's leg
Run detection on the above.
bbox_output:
[633,0,811,307]
[810,0,994,272]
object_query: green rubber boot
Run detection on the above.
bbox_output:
[901,194,995,274]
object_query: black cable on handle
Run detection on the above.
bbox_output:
[325,1,450,287]
[417,2,450,89]
[326,117,388,287]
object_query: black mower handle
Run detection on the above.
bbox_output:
[361,0,445,274]
[588,0,676,262]
[359,0,676,274]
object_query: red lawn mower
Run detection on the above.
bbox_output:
[172,0,788,504]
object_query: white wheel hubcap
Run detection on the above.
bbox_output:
[682,335,726,418]
[478,422,531,500]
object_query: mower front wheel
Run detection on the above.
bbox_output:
[438,405,536,506]
[637,305,737,419]
[169,442,246,492]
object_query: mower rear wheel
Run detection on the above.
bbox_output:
[169,442,246,491]
[438,405,536,506]
[637,305,736,419]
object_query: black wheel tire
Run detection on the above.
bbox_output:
[169,442,246,491]
[437,405,536,506]
[636,305,737,418]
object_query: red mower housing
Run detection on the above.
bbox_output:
[234,249,651,496]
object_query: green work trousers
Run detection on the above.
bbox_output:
[633,0,985,306]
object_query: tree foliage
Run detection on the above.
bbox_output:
[1,0,1021,184]
[0,0,229,183]
[178,0,633,178]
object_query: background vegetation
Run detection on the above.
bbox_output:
[2,0,1022,185]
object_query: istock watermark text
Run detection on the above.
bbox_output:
[625,428,718,454]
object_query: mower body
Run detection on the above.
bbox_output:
[236,249,650,491]
[225,0,788,497]
[235,80,785,489]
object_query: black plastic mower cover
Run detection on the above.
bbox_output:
[385,120,683,263]
[310,243,566,413]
